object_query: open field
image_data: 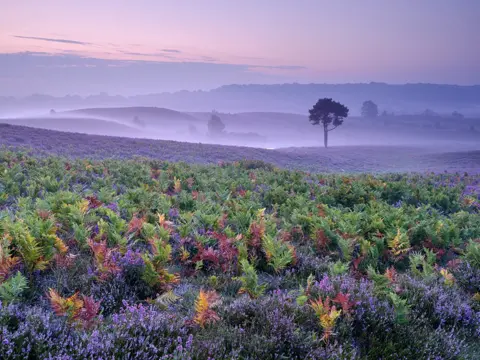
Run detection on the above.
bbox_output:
[1,123,480,174]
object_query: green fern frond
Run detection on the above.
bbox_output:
[141,254,160,287]
[367,266,391,296]
[0,271,28,304]
[330,260,349,276]
[9,223,48,273]
[236,259,266,298]
[150,290,181,310]
[465,240,480,268]
[261,234,294,273]
[388,292,410,324]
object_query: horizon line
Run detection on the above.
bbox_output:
[2,81,480,99]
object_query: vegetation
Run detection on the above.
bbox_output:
[308,98,349,148]
[452,111,465,120]
[0,150,479,359]
[361,100,379,118]
[208,110,226,137]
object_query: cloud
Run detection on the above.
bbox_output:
[161,49,181,53]
[13,35,91,46]
[120,51,175,59]
[0,52,297,96]
[250,65,307,70]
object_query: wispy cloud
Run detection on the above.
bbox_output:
[0,52,296,96]
[13,35,91,46]
[161,49,181,53]
[119,51,176,59]
[251,65,306,70]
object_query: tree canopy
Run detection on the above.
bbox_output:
[208,111,225,136]
[361,100,378,118]
[309,98,349,130]
[308,98,349,148]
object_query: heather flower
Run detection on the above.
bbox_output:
[105,202,119,213]
[317,274,334,295]
[168,208,180,219]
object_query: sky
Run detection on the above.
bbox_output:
[1,0,479,96]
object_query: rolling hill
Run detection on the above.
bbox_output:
[0,116,146,138]
[1,123,479,174]
[64,106,199,127]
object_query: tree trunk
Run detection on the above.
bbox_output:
[323,127,328,148]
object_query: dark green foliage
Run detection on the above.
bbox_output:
[0,150,479,359]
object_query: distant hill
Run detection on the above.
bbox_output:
[1,83,479,115]
[0,116,146,138]
[2,106,478,148]
[65,106,198,126]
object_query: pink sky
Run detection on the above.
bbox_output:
[1,0,479,95]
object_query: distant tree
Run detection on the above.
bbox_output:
[422,109,439,117]
[133,116,145,127]
[380,110,388,117]
[361,100,378,118]
[452,111,464,120]
[208,111,225,136]
[308,98,349,148]
[50,109,56,115]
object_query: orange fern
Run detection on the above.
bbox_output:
[217,213,228,230]
[0,234,20,283]
[186,177,194,189]
[385,267,397,284]
[310,297,342,342]
[332,292,356,316]
[158,268,180,288]
[314,229,330,253]
[37,209,52,220]
[193,289,220,328]
[180,247,190,262]
[248,221,265,248]
[47,289,101,328]
[88,239,120,280]
[127,214,146,235]
[440,268,455,286]
[157,214,174,231]
[174,177,182,193]
[86,196,103,209]
[54,236,69,254]
[54,253,78,269]
[47,288,83,322]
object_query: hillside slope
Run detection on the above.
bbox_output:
[65,106,199,126]
[0,117,146,138]
[1,123,479,174]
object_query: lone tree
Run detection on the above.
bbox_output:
[361,100,378,118]
[208,111,225,137]
[309,98,349,148]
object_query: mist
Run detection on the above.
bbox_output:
[1,99,478,153]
